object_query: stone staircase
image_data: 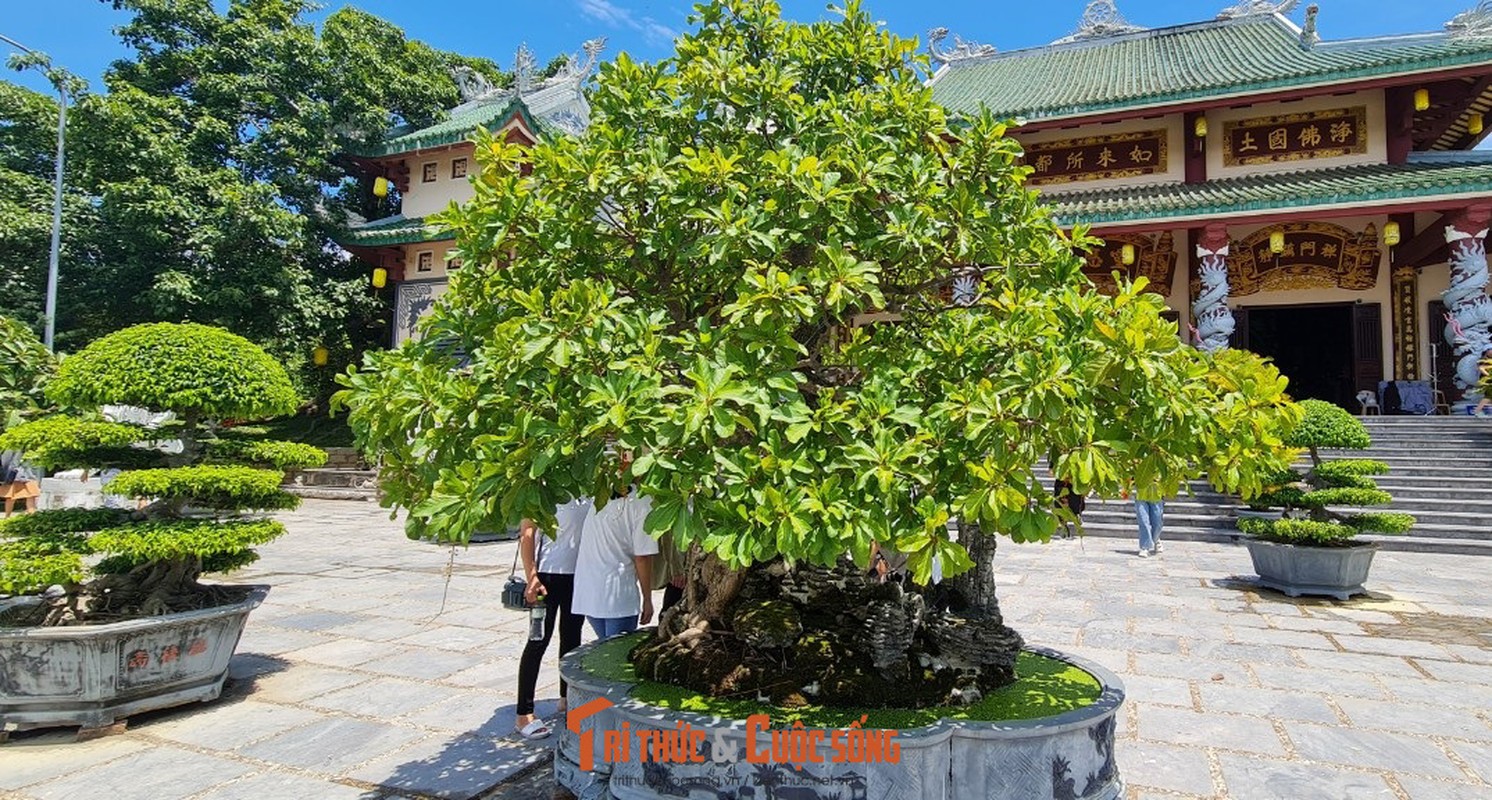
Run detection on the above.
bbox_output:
[284,467,378,501]
[1068,416,1492,556]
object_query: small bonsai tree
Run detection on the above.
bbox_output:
[0,323,326,624]
[1238,399,1414,546]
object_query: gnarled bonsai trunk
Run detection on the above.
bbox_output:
[634,531,1023,709]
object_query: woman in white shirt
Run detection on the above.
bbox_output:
[572,483,657,640]
[514,497,591,740]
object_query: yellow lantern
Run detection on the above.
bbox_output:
[1193,117,1208,138]
[1269,230,1286,255]
[373,176,392,198]
[312,345,329,367]
[1120,243,1136,266]
[372,267,388,289]
[1471,113,1485,136]
[1384,221,1402,247]
[1414,88,1430,112]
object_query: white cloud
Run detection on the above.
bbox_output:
[577,0,678,46]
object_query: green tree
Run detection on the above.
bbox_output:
[0,323,323,620]
[0,1,540,376]
[338,0,1300,704]
[1240,399,1415,545]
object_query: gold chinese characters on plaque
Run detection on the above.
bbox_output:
[1081,232,1177,297]
[1223,107,1368,167]
[1023,129,1167,186]
[1227,222,1381,297]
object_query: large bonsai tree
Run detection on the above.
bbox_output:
[338,0,1299,707]
[0,323,325,624]
[1239,399,1414,546]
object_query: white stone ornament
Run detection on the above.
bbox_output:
[1053,1,1147,44]
[1447,1,1492,41]
[926,27,997,65]
[1217,1,1301,19]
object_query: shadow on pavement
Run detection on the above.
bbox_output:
[359,700,554,800]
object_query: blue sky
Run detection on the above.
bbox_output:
[0,0,1482,96]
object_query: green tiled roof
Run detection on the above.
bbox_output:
[340,215,453,247]
[353,99,531,158]
[932,15,1492,122]
[1047,155,1492,227]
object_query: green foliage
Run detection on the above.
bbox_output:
[0,508,128,538]
[1294,487,1394,509]
[1239,517,1360,547]
[207,439,328,470]
[337,0,1302,582]
[87,519,286,563]
[1244,402,1412,544]
[106,466,299,511]
[47,323,299,421]
[0,416,149,471]
[1287,399,1372,450]
[1316,459,1389,478]
[0,315,56,430]
[0,547,85,596]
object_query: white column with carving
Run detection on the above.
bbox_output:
[1192,234,1236,352]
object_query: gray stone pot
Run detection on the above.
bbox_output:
[0,586,268,731]
[1244,539,1379,601]
[557,638,1124,800]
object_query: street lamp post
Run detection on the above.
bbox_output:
[1,35,67,352]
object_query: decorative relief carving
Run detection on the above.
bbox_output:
[1228,222,1382,297]
[1053,1,1147,44]
[1024,129,1167,186]
[1447,2,1492,41]
[1223,107,1368,167]
[1081,232,1177,296]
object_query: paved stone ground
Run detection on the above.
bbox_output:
[3,500,1491,800]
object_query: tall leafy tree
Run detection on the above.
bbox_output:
[1,0,519,378]
[339,0,1300,702]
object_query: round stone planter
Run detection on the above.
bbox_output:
[0,586,268,731]
[1244,538,1379,601]
[557,639,1125,800]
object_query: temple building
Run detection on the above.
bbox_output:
[930,0,1492,410]
[338,40,605,345]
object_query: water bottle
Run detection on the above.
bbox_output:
[528,597,547,641]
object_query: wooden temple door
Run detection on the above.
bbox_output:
[1352,303,1383,396]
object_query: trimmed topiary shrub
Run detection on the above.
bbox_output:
[1240,399,1415,547]
[0,323,324,624]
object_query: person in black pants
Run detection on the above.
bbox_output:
[515,498,591,740]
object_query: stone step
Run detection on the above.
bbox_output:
[287,469,380,490]
[285,485,376,502]
[1081,503,1492,538]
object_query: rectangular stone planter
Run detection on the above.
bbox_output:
[0,586,268,731]
[1244,539,1378,601]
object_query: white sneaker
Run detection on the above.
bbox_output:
[1137,549,1150,558]
[1152,542,1164,554]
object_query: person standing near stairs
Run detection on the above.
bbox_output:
[1124,488,1165,558]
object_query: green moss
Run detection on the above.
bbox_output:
[583,633,1103,729]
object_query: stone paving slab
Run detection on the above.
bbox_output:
[2,500,1491,800]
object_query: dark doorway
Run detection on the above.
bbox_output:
[1243,303,1357,408]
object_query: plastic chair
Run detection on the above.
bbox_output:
[1356,390,1380,416]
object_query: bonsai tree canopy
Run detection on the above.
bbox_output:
[338,0,1302,708]
[0,323,324,624]
[1240,399,1415,547]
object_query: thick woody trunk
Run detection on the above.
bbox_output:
[950,520,1000,616]
[633,530,1025,709]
